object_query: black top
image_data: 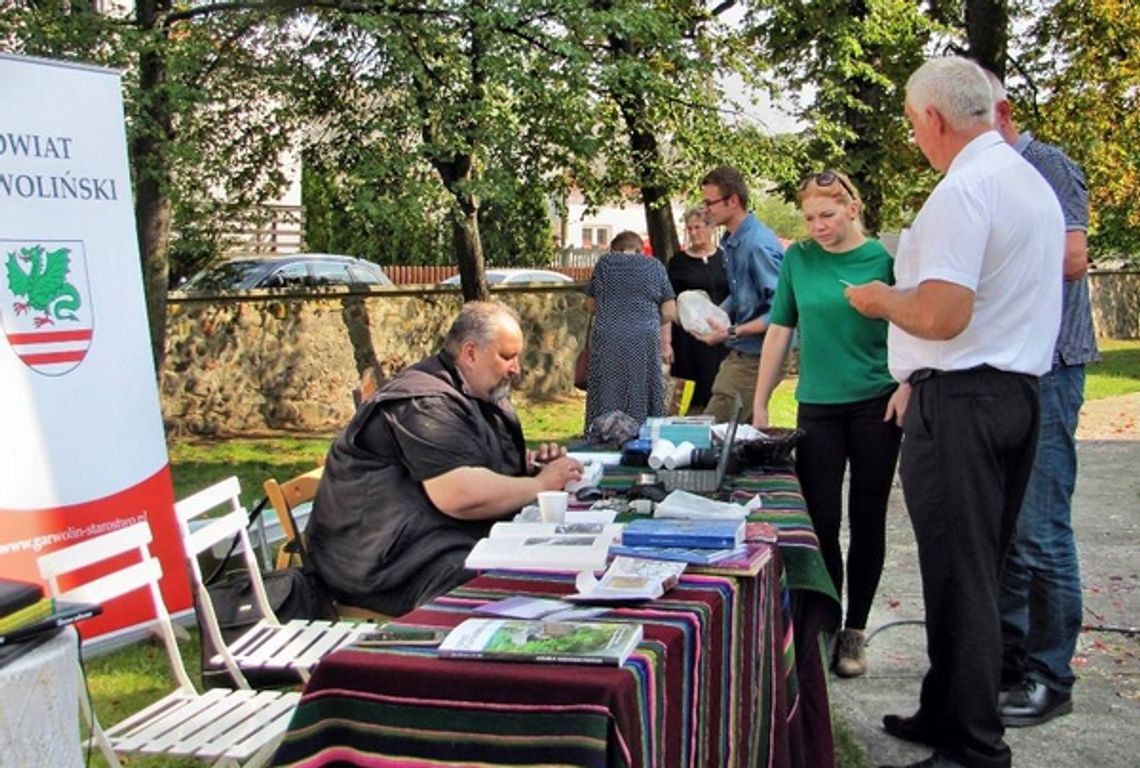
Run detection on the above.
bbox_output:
[667,249,730,408]
[307,352,526,616]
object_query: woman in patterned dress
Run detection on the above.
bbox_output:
[584,231,677,430]
[668,206,730,410]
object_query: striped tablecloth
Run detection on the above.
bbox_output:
[272,469,838,768]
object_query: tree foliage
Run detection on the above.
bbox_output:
[1017,0,1140,261]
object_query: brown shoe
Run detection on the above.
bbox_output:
[834,628,867,677]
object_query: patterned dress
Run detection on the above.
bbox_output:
[585,252,675,430]
[667,248,729,408]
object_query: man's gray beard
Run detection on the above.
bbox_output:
[489,380,512,403]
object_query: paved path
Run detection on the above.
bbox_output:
[830,394,1140,767]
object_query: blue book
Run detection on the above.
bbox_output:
[609,544,746,565]
[621,518,744,549]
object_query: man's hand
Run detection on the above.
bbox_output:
[535,455,584,491]
[844,280,892,319]
[694,316,729,346]
[527,443,567,470]
[884,383,911,428]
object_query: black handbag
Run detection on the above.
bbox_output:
[197,497,336,689]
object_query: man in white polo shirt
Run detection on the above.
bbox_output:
[846,56,1063,768]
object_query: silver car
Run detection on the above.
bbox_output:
[174,253,392,295]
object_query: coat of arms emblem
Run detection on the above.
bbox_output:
[0,240,94,376]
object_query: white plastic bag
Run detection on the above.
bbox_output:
[677,289,730,335]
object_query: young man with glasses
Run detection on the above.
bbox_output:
[692,165,784,423]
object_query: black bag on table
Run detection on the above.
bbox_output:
[197,497,336,689]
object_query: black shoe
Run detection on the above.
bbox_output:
[882,713,938,747]
[879,752,966,768]
[999,679,1072,727]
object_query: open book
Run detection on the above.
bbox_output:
[438,618,643,666]
[568,556,686,602]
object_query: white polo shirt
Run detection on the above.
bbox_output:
[889,131,1063,382]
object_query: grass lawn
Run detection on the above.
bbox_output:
[86,339,1139,767]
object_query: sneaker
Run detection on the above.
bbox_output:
[834,628,867,677]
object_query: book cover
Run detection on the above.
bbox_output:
[0,597,54,634]
[0,579,44,618]
[609,543,746,565]
[621,518,745,549]
[473,596,608,621]
[438,618,643,666]
[465,533,611,573]
[689,543,774,577]
[0,601,103,646]
[567,556,687,602]
[489,520,623,543]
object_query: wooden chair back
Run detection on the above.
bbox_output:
[264,466,323,570]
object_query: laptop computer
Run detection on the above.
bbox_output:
[657,394,742,493]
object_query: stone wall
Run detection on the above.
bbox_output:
[162,286,588,436]
[1088,270,1140,340]
[162,270,1139,436]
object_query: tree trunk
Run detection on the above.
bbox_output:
[965,0,1008,77]
[434,152,488,302]
[611,73,679,264]
[132,0,174,373]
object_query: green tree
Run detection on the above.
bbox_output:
[746,0,935,234]
[1018,0,1140,261]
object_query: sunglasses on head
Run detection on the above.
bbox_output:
[800,170,857,200]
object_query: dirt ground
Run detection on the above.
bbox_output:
[1077,393,1140,441]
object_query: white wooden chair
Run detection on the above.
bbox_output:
[36,521,299,768]
[176,476,369,687]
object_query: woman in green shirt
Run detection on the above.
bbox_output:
[752,170,908,677]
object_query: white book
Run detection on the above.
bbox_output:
[465,532,611,573]
[489,520,624,543]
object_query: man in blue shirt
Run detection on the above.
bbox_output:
[694,166,784,422]
[989,72,1098,729]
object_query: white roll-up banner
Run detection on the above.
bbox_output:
[0,53,191,639]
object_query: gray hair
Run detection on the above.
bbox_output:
[983,68,1007,102]
[443,301,520,355]
[906,56,995,131]
[683,206,712,226]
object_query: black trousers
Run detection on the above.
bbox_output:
[901,367,1039,768]
[796,392,901,630]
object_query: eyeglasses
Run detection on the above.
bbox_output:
[799,170,857,200]
[701,195,730,209]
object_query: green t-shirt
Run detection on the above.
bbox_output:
[769,238,896,405]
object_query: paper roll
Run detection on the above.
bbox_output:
[663,441,695,470]
[648,439,675,469]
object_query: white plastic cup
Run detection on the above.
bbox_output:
[663,441,696,470]
[537,490,569,523]
[648,438,676,470]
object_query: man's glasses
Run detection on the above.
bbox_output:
[799,170,857,200]
[701,195,730,209]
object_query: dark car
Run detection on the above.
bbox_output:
[173,253,392,295]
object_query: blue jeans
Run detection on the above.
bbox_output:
[999,364,1085,695]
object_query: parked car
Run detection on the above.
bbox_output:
[172,253,392,295]
[439,268,575,287]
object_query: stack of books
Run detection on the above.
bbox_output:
[610,518,747,565]
[0,579,52,636]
